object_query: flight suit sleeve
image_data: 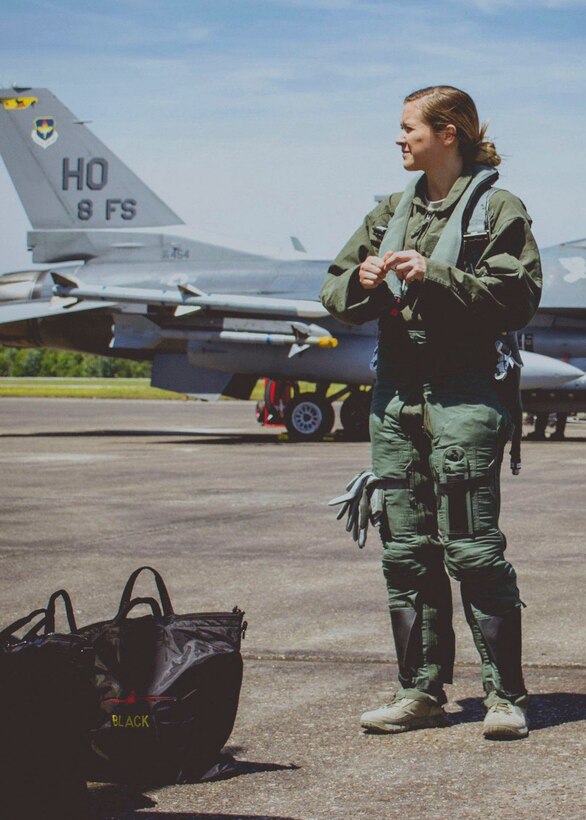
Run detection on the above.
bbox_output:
[320,200,396,325]
[421,191,542,331]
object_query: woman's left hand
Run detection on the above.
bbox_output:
[383,250,427,283]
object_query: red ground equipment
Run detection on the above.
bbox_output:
[255,379,295,426]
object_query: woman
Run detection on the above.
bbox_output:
[320,86,541,739]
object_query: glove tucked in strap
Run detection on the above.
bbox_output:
[328,470,407,548]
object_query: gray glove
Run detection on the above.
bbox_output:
[327,470,385,548]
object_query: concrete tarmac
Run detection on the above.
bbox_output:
[1,398,584,819]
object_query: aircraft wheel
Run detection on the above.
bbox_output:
[285,393,334,441]
[340,391,371,441]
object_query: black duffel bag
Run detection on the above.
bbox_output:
[0,590,95,820]
[79,566,247,784]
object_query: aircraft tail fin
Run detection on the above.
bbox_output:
[0,88,183,230]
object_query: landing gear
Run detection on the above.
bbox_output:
[255,379,371,442]
[340,389,371,441]
[284,392,335,441]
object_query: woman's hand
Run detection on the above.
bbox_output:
[359,250,427,290]
[384,250,427,283]
[358,256,388,290]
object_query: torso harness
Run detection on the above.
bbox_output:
[329,168,525,547]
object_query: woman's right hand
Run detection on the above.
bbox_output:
[358,256,389,290]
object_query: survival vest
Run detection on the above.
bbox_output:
[378,165,523,473]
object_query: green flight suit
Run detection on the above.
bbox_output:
[321,167,542,705]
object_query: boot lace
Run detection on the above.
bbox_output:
[389,693,410,706]
[491,701,513,714]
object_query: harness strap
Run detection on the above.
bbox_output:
[464,186,501,239]
[437,475,492,496]
[375,478,410,490]
[377,166,499,307]
[432,166,499,264]
[375,170,524,477]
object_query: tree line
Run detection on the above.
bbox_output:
[0,348,152,378]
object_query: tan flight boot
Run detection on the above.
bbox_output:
[483,697,529,739]
[360,690,448,734]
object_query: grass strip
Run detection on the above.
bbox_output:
[0,378,348,401]
[0,378,181,400]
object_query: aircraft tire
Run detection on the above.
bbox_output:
[340,390,371,441]
[285,393,335,441]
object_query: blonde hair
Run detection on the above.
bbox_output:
[405,86,501,168]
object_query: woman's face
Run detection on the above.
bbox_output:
[396,100,449,173]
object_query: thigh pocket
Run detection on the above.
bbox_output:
[434,446,473,539]
[379,462,437,542]
[379,482,415,542]
[432,446,497,540]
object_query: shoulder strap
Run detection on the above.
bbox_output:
[378,174,422,303]
[465,186,502,239]
[376,167,499,304]
[378,174,422,258]
[431,167,498,264]
[465,186,524,474]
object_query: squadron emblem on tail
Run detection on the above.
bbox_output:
[31,116,58,148]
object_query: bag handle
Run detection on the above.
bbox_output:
[0,608,46,645]
[44,589,78,634]
[118,566,174,616]
[114,596,163,622]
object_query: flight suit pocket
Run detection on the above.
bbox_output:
[378,475,416,543]
[433,446,473,539]
[432,445,499,542]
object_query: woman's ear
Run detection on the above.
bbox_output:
[442,124,457,146]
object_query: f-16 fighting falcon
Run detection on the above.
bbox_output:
[0,87,585,441]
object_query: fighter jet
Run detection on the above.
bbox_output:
[0,87,584,440]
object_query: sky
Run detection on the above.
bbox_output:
[1,0,586,271]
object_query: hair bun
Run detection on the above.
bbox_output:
[475,139,501,168]
[404,87,502,167]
